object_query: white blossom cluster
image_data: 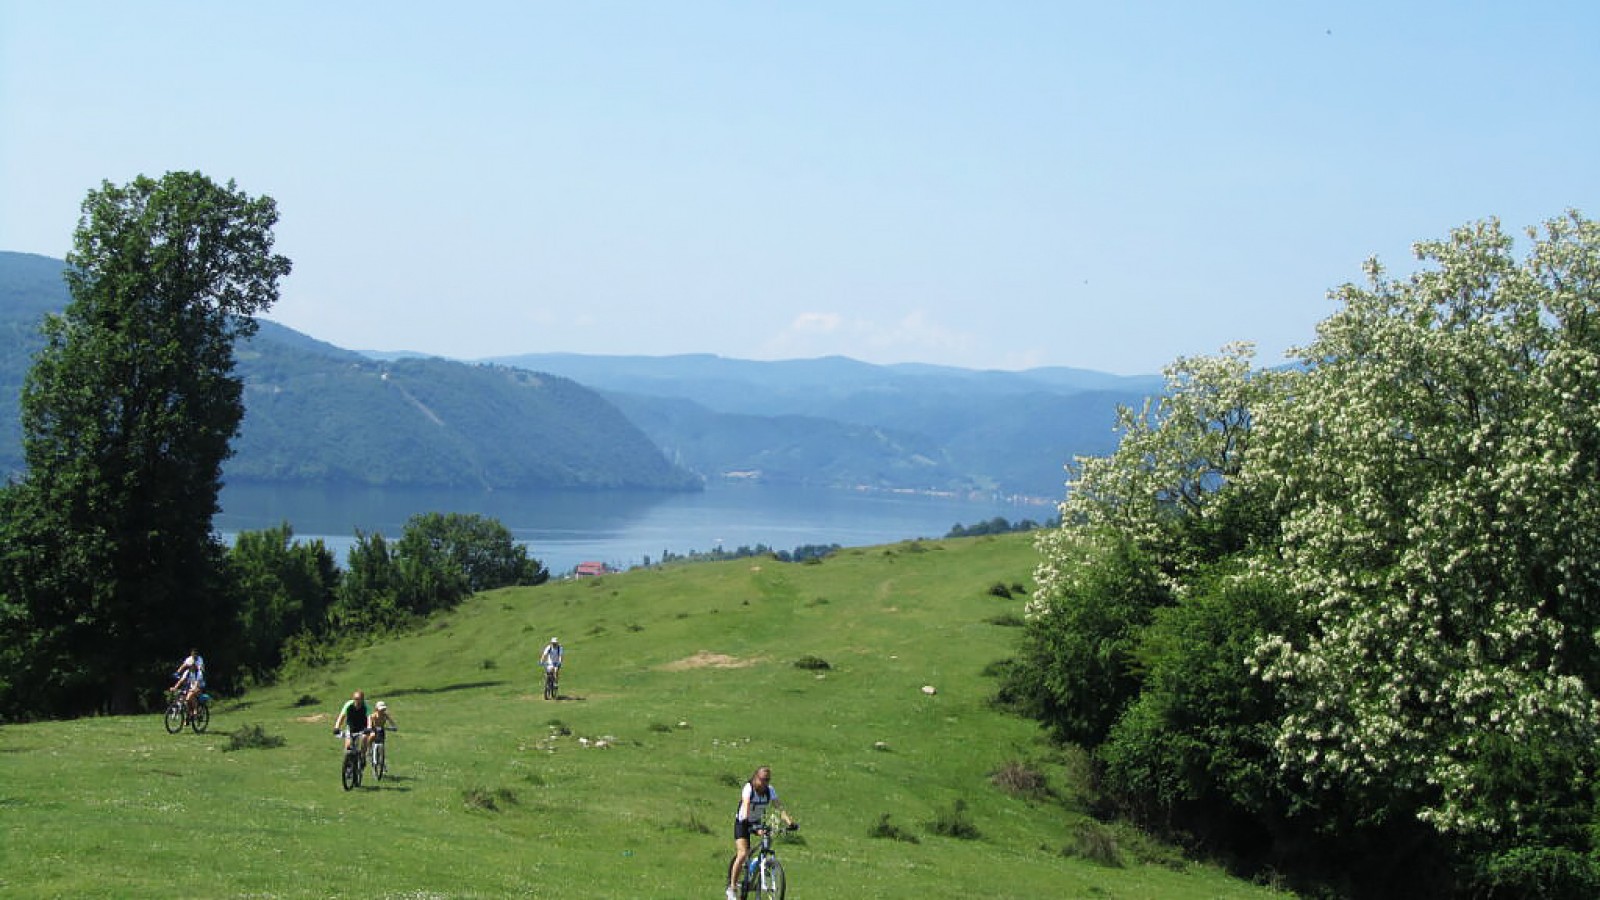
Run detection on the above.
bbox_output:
[1036,212,1600,839]
[1033,343,1276,612]
[1248,213,1600,835]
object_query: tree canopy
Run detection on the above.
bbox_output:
[1018,212,1600,897]
[0,172,290,716]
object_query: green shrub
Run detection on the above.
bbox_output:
[463,786,518,811]
[1064,820,1124,868]
[1474,847,1600,900]
[925,798,981,840]
[224,723,285,752]
[990,760,1050,801]
[867,813,919,843]
[793,655,831,671]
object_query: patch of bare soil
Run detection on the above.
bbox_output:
[660,651,760,671]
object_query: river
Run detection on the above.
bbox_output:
[216,481,1057,576]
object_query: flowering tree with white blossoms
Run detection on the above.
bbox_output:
[1036,342,1280,598]
[1021,344,1284,747]
[1250,212,1600,839]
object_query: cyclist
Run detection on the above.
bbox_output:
[332,690,373,762]
[726,765,795,900]
[369,699,398,752]
[538,637,563,696]
[169,648,205,715]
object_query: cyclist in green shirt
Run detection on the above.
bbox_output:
[332,690,373,759]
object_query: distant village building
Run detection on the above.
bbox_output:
[574,561,609,578]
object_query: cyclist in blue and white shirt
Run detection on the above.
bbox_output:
[726,766,795,900]
[539,637,563,680]
[170,648,205,715]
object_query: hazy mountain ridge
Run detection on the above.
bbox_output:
[0,253,697,491]
[2,251,1162,497]
[483,352,1162,498]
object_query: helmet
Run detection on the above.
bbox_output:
[550,637,560,644]
[375,701,387,710]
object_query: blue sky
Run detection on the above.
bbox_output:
[3,2,1596,375]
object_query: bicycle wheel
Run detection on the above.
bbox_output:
[755,855,785,900]
[189,701,210,733]
[544,671,557,700]
[372,740,386,780]
[164,701,184,734]
[342,751,360,790]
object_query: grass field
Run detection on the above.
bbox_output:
[0,533,1289,898]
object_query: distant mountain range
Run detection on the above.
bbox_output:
[1,251,1163,499]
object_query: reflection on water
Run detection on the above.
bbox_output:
[217,481,1050,576]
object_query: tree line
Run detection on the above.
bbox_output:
[0,173,546,721]
[1002,212,1600,897]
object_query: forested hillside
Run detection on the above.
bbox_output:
[490,353,1163,498]
[3,251,1160,497]
[0,253,698,491]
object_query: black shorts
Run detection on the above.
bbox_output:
[734,818,756,841]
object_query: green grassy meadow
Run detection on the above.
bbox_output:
[0,533,1288,899]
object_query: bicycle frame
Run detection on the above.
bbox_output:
[739,825,788,899]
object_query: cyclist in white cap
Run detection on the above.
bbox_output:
[539,637,564,698]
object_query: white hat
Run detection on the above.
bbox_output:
[375,701,387,710]
[550,637,560,643]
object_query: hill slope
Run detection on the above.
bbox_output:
[0,533,1285,898]
[2,250,1160,497]
[489,352,1163,499]
[0,253,698,491]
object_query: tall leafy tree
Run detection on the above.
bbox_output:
[1,172,290,715]
[1251,213,1600,841]
[228,523,339,683]
[396,512,550,597]
[1024,213,1600,894]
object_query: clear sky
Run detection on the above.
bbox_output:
[3,3,1596,375]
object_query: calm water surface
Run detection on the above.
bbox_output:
[217,481,1055,575]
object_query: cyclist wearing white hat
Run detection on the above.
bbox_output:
[539,637,564,697]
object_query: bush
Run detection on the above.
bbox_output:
[1001,533,1170,747]
[1474,847,1600,900]
[463,786,518,811]
[224,723,285,752]
[990,760,1050,801]
[1063,821,1124,868]
[867,813,919,843]
[793,655,831,671]
[925,798,981,840]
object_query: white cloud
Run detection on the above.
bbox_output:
[789,311,843,334]
[761,308,997,366]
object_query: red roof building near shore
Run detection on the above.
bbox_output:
[574,561,608,578]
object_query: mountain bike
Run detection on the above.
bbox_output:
[163,689,211,734]
[737,824,793,900]
[543,665,560,700]
[339,731,367,790]
[370,727,393,781]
